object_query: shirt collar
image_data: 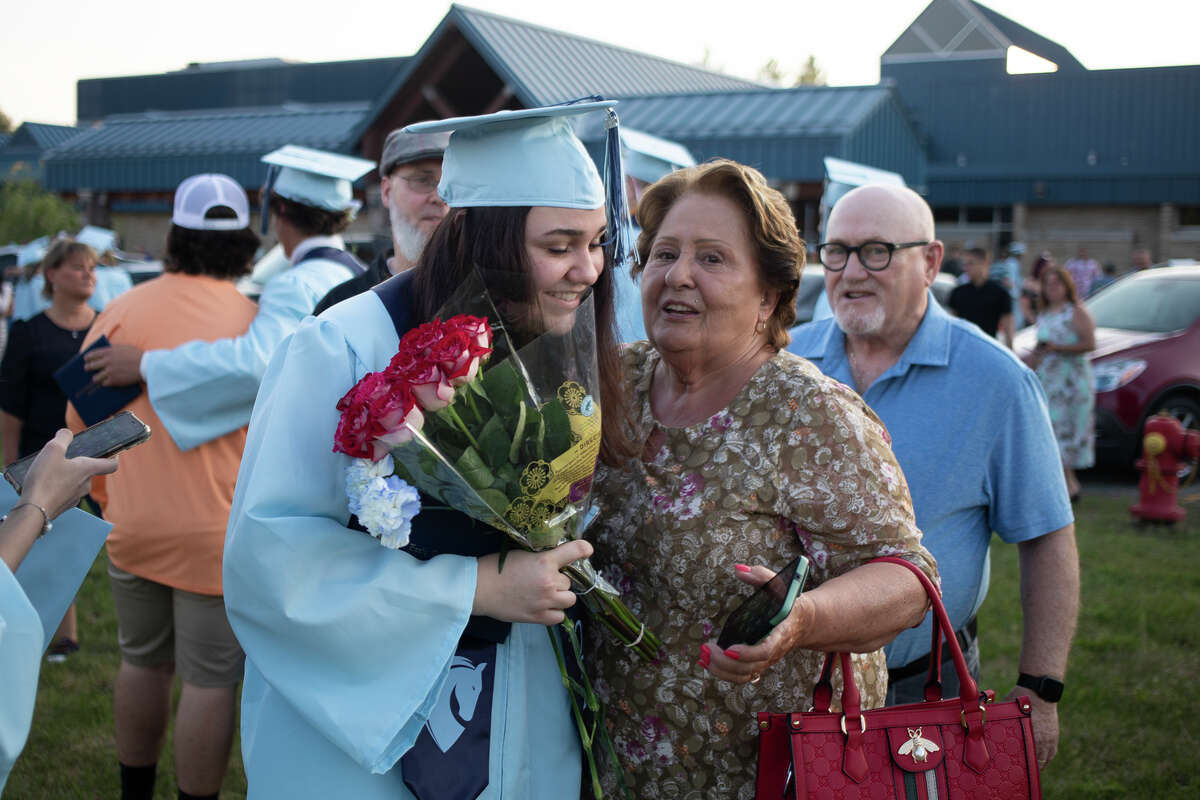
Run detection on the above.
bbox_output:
[799,290,953,371]
[290,234,345,266]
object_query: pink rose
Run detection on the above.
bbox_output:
[404,362,454,411]
[371,387,425,454]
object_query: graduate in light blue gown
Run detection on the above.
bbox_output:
[10,240,50,324]
[83,149,375,451]
[223,101,640,799]
[613,129,695,343]
[74,227,134,312]
[0,430,116,792]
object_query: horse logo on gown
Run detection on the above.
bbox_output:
[426,655,489,753]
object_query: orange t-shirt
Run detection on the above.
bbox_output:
[67,273,257,595]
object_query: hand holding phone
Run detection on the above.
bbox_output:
[3,412,150,494]
[717,555,809,649]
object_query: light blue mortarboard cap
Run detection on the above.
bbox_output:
[17,237,49,268]
[75,225,117,254]
[404,99,637,269]
[261,145,374,211]
[620,128,696,184]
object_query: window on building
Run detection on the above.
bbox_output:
[933,206,960,224]
[1179,206,1200,227]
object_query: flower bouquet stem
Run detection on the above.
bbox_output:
[561,560,661,662]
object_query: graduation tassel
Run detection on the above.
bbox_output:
[259,164,279,235]
[602,107,638,278]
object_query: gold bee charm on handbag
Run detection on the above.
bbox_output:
[897,727,940,763]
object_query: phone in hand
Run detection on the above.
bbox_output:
[717,554,809,649]
[3,411,150,493]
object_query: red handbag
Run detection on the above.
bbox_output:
[755,556,1042,799]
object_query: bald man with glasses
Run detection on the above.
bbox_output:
[788,184,1079,769]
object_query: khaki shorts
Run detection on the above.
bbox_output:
[108,563,244,687]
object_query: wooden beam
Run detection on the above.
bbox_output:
[421,84,458,118]
[388,36,469,126]
[481,85,515,115]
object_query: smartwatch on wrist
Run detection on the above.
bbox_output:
[1017,673,1063,703]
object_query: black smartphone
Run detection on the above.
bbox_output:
[717,554,810,649]
[3,411,151,493]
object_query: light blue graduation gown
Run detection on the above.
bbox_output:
[0,487,111,793]
[88,266,133,312]
[10,278,49,323]
[223,290,580,799]
[141,240,356,452]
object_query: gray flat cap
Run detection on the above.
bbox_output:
[379,130,450,177]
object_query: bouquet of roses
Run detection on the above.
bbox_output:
[331,273,659,663]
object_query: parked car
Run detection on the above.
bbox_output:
[1015,265,1200,468]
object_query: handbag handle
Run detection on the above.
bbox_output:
[813,557,980,719]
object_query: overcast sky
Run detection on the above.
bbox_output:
[3,0,1197,127]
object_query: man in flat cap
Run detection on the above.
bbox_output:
[315,130,449,314]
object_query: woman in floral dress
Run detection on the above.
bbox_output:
[1026,265,1096,501]
[588,160,937,798]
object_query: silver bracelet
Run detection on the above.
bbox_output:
[4,502,52,536]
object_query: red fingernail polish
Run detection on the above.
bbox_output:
[724,649,740,660]
[699,644,710,658]
[735,564,752,573]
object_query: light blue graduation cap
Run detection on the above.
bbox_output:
[259,145,375,234]
[16,237,49,268]
[620,128,696,184]
[404,99,637,271]
[76,225,118,254]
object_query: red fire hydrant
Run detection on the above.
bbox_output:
[1130,413,1200,522]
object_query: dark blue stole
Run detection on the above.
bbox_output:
[370,270,499,800]
[295,245,368,276]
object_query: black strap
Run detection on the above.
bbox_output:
[296,245,368,276]
[366,270,512,644]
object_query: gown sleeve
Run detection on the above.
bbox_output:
[141,267,319,451]
[222,311,479,774]
[0,563,43,792]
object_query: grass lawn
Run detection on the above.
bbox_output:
[5,484,1198,797]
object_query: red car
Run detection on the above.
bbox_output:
[1018,264,1200,467]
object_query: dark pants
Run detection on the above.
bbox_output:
[886,618,981,705]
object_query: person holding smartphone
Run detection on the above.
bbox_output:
[66,174,260,800]
[585,160,937,796]
[0,237,100,659]
[1,429,118,792]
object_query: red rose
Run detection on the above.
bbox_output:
[429,329,480,387]
[398,319,445,359]
[334,371,392,458]
[450,315,493,356]
[371,384,425,453]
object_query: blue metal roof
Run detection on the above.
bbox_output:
[965,1,1084,72]
[78,57,408,122]
[42,103,367,191]
[354,4,761,143]
[0,122,86,182]
[576,86,925,186]
[883,62,1200,205]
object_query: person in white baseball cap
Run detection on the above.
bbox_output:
[85,150,373,452]
[69,171,262,800]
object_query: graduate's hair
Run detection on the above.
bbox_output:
[40,239,97,299]
[633,159,803,351]
[412,206,636,466]
[269,195,353,237]
[165,206,259,279]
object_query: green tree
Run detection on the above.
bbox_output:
[0,179,79,244]
[796,55,827,86]
[757,58,786,86]
[0,108,12,134]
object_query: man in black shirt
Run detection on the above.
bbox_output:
[314,130,450,313]
[948,247,1013,346]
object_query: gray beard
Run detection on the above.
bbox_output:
[390,205,431,265]
[832,296,887,337]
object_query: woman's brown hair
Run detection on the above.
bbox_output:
[40,239,97,299]
[633,159,804,350]
[1039,264,1079,308]
[413,206,636,465]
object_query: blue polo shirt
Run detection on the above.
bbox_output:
[788,297,1073,666]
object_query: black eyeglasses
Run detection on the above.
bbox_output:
[817,240,930,272]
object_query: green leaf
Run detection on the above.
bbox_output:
[480,361,524,418]
[475,488,510,517]
[476,414,511,469]
[541,399,572,457]
[454,446,496,491]
[508,401,528,463]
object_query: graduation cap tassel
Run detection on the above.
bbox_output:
[602,108,638,276]
[259,165,279,235]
